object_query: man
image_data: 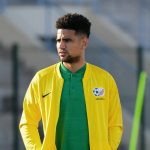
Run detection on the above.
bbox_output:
[19,13,123,150]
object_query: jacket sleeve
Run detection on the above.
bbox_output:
[108,75,123,150]
[19,74,42,150]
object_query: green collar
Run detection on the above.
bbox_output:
[60,62,86,78]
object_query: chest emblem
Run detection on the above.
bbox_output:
[93,88,105,96]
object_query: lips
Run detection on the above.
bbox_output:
[59,51,67,57]
[59,52,66,54]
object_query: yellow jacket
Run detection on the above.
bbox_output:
[19,62,123,150]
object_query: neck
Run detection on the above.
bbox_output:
[63,60,85,73]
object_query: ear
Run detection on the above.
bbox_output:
[82,37,89,49]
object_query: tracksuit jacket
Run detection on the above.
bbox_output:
[19,62,123,150]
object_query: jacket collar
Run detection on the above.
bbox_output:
[56,62,91,80]
[83,63,91,80]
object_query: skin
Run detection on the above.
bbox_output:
[56,29,89,73]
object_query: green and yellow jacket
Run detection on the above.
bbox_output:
[19,62,123,150]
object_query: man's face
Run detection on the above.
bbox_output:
[56,29,88,63]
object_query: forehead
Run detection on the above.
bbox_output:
[57,29,76,38]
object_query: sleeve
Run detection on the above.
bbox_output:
[108,75,123,150]
[19,74,42,150]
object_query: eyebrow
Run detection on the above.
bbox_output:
[56,37,73,42]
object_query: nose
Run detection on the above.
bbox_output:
[59,40,66,49]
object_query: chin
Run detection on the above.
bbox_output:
[60,56,66,60]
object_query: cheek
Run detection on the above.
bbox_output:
[76,43,83,51]
[56,42,58,47]
[77,40,84,49]
[56,43,59,50]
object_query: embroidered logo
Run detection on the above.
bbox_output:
[93,88,105,96]
[42,92,50,98]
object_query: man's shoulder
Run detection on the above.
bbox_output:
[88,63,109,75]
[88,63,116,82]
[38,63,57,74]
[34,63,59,80]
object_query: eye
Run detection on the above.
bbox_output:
[64,38,72,43]
[56,39,61,43]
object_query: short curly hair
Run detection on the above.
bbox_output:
[56,13,91,38]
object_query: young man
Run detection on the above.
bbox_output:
[19,13,123,150]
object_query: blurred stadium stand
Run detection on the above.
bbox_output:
[0,0,150,150]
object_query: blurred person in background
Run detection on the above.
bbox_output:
[19,13,123,150]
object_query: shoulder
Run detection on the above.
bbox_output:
[32,63,59,82]
[87,63,118,87]
[87,63,111,77]
[37,63,57,76]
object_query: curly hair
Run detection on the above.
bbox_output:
[56,13,91,38]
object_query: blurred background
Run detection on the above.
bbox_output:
[0,0,150,150]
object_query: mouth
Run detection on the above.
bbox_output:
[59,52,67,57]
